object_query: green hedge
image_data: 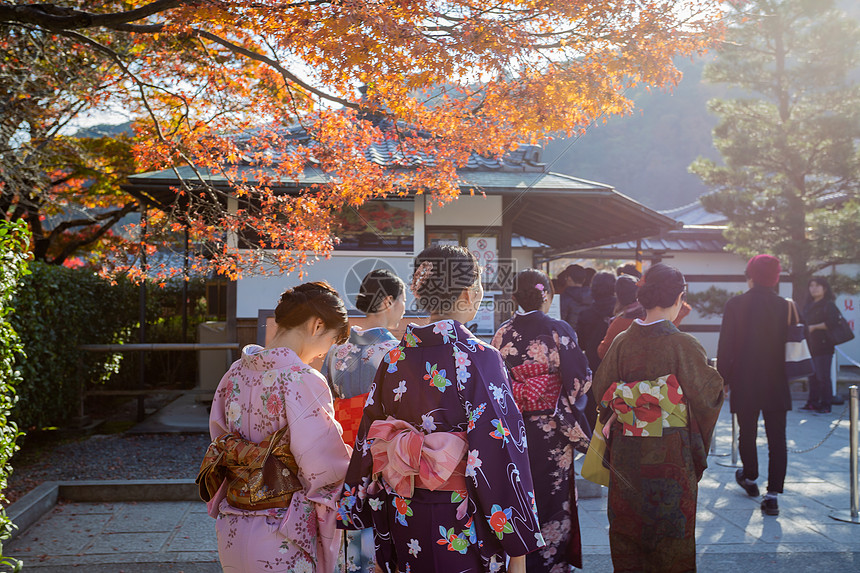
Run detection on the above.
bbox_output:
[10,263,139,430]
[0,221,30,571]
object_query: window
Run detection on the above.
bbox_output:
[332,200,414,251]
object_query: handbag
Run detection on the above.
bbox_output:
[827,311,855,346]
[785,300,815,380]
[581,416,610,487]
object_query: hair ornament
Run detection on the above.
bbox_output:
[410,261,434,295]
[535,282,548,303]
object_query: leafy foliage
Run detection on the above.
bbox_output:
[686,285,739,318]
[690,0,860,298]
[1,0,730,280]
[9,264,139,430]
[0,220,29,571]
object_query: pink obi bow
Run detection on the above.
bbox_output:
[368,417,468,499]
[510,363,562,413]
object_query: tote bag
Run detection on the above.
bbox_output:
[786,300,815,380]
[827,311,856,346]
[581,417,610,487]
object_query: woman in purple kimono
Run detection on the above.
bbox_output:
[338,245,545,573]
[202,281,352,573]
[492,269,592,572]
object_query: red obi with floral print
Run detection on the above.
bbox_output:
[600,374,688,437]
[510,363,562,413]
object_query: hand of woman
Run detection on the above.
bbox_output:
[508,555,526,573]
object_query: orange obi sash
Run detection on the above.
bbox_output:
[510,363,562,413]
[196,426,302,511]
[334,392,369,445]
[367,417,468,499]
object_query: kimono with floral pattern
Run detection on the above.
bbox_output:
[322,326,398,573]
[208,345,352,573]
[592,320,723,573]
[322,326,399,399]
[338,320,545,573]
[492,310,591,572]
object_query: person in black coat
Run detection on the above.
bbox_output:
[558,264,593,329]
[801,276,840,413]
[717,254,789,517]
[576,271,616,431]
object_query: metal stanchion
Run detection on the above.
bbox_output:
[707,357,729,457]
[831,385,860,524]
[716,413,743,468]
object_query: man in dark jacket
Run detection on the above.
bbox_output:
[717,254,789,516]
[558,264,593,330]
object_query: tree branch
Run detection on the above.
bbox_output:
[49,203,138,264]
[192,29,360,111]
[0,0,186,31]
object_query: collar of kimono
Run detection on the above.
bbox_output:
[367,417,468,499]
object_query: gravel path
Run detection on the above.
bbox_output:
[5,432,211,505]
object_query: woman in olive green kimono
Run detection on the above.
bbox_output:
[592,263,724,573]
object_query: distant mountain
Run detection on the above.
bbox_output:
[73,121,134,138]
[542,58,725,210]
[543,0,860,211]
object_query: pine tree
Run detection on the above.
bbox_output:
[690,0,860,299]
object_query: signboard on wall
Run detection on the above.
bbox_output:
[836,294,860,368]
[467,236,498,285]
[465,290,501,337]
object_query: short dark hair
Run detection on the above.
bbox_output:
[275,281,349,344]
[616,263,642,279]
[512,269,552,312]
[590,271,616,300]
[637,263,685,310]
[411,245,480,314]
[355,269,405,314]
[561,264,587,285]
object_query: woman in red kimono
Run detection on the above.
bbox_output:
[492,269,592,572]
[338,245,545,573]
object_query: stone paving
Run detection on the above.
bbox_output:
[5,399,860,571]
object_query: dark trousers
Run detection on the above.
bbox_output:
[736,408,787,494]
[808,353,833,408]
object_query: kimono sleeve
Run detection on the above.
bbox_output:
[459,346,545,557]
[556,321,591,403]
[672,335,725,452]
[286,369,352,510]
[337,359,387,530]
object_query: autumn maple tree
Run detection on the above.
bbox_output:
[2,0,730,279]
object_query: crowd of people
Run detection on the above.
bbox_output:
[197,247,846,572]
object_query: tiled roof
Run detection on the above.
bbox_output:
[232,124,546,172]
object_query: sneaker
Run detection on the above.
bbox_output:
[735,468,760,497]
[815,406,832,414]
[800,403,817,411]
[761,496,779,516]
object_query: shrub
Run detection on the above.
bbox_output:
[10,263,139,430]
[0,220,31,571]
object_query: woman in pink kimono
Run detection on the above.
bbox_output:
[203,281,352,572]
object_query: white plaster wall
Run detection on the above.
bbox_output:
[236,253,417,318]
[425,195,503,226]
[511,248,535,274]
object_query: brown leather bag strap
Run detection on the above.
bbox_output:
[786,299,799,326]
